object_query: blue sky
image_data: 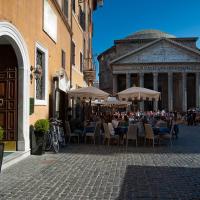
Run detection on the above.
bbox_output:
[92,0,200,79]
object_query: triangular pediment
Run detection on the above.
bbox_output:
[111,38,200,64]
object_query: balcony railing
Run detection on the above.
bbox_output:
[83,68,96,85]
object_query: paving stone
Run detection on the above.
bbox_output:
[0,125,200,199]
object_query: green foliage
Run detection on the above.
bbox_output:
[0,126,4,140]
[34,119,49,134]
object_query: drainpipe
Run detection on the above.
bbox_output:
[70,0,73,89]
[69,0,74,118]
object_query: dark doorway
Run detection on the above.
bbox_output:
[187,73,196,109]
[158,73,168,111]
[173,73,182,112]
[0,45,18,151]
[144,73,153,111]
[117,74,126,92]
[59,91,68,121]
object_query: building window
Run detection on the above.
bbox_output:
[72,0,75,13]
[63,0,68,18]
[79,6,85,31]
[61,50,66,69]
[72,41,75,65]
[35,43,48,105]
[80,52,83,72]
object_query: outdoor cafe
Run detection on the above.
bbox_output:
[65,86,179,148]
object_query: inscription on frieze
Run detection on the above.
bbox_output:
[113,65,200,74]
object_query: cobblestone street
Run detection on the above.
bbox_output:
[0,125,200,200]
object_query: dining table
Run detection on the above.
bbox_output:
[153,126,170,135]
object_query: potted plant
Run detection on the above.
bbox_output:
[0,126,4,172]
[34,119,49,155]
[0,126,3,141]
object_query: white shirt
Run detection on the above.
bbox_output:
[112,119,119,129]
[108,123,115,135]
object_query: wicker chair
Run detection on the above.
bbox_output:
[85,122,101,144]
[65,121,80,144]
[144,124,159,148]
[126,124,138,148]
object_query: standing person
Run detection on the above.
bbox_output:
[111,115,120,136]
[173,118,180,139]
[112,115,119,129]
[174,110,177,121]
[187,111,193,126]
[192,111,196,126]
[123,115,129,127]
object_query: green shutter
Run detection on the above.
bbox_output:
[30,98,34,115]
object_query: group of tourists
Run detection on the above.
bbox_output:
[77,110,181,140]
[186,109,200,126]
[67,107,200,145]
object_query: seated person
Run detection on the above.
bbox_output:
[155,117,167,128]
[154,117,170,135]
[84,120,95,134]
[149,117,157,127]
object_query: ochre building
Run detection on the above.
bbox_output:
[98,30,200,112]
[0,0,100,151]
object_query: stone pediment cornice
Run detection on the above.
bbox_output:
[110,38,200,65]
[114,37,198,44]
[113,61,200,66]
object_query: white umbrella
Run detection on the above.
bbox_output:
[91,97,131,105]
[68,86,110,100]
[104,97,132,105]
[117,87,160,101]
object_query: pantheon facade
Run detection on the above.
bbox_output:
[98,30,200,112]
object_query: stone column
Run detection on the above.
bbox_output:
[168,72,173,111]
[182,73,187,112]
[139,73,144,111]
[126,73,131,89]
[153,72,158,111]
[113,74,117,95]
[196,72,200,108]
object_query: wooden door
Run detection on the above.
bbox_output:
[0,66,17,150]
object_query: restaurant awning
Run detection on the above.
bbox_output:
[117,87,160,101]
[68,86,110,100]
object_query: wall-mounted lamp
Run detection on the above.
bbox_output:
[30,65,43,84]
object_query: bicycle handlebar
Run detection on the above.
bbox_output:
[49,118,63,125]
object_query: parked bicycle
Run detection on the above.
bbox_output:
[45,118,66,153]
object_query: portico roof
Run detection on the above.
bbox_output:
[110,38,200,65]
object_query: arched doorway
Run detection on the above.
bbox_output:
[0,39,18,150]
[0,22,30,151]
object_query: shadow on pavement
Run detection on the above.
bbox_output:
[116,165,200,200]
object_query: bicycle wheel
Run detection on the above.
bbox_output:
[45,131,52,151]
[52,132,59,153]
[59,126,66,147]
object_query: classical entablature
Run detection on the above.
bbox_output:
[112,64,200,74]
[110,38,200,65]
